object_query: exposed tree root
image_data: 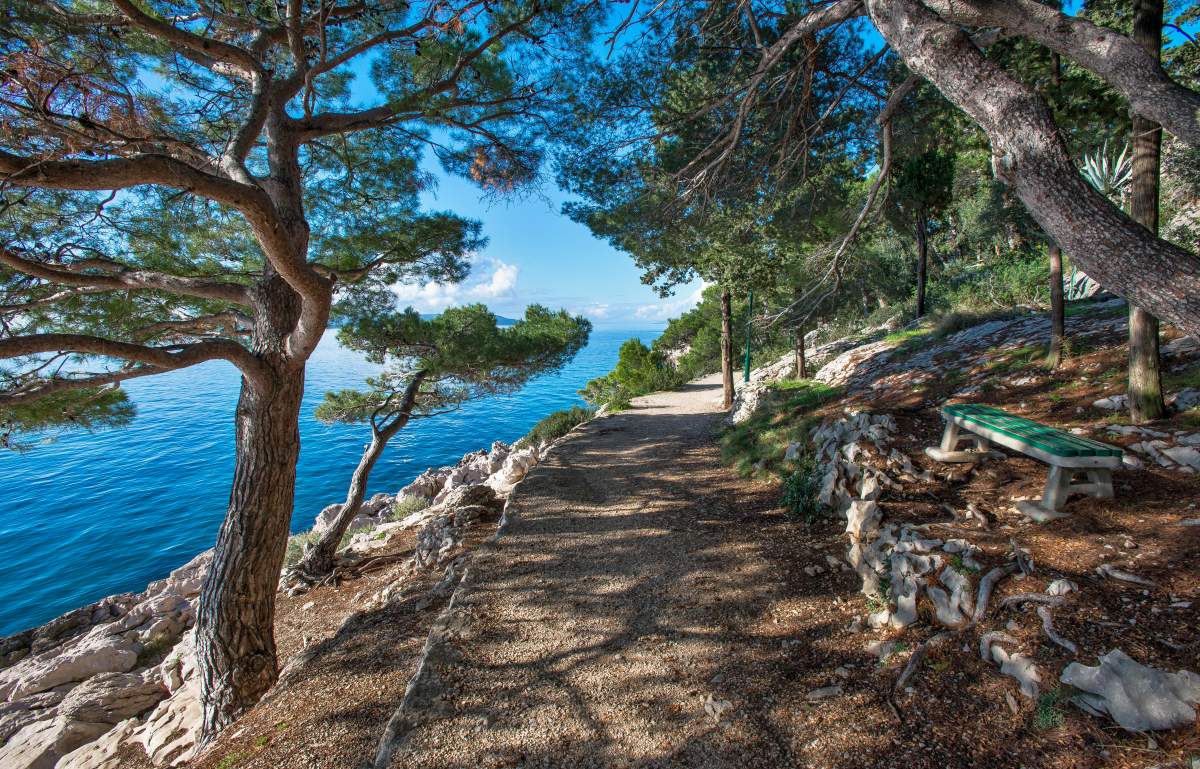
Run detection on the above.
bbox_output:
[999,593,1065,609]
[1037,605,1078,655]
[973,564,1018,622]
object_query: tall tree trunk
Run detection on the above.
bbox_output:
[195,265,312,739]
[915,209,929,318]
[295,373,425,577]
[195,357,303,738]
[720,289,734,410]
[1128,0,1166,423]
[1047,244,1065,368]
[796,327,808,379]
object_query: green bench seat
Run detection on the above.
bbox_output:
[925,403,1123,522]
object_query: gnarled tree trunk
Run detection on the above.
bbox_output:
[915,209,929,318]
[720,288,734,410]
[1128,0,1166,423]
[195,275,305,738]
[294,373,425,577]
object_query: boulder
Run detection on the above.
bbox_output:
[0,715,109,769]
[485,445,540,495]
[1171,388,1200,412]
[0,637,138,701]
[58,672,166,724]
[398,466,453,501]
[1093,394,1128,411]
[435,483,502,513]
[0,690,62,743]
[1060,649,1200,731]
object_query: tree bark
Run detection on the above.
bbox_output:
[915,209,929,318]
[720,289,734,410]
[196,117,328,741]
[1047,244,1065,368]
[1128,0,1166,423]
[295,373,426,577]
[195,275,304,740]
[796,327,808,379]
[866,0,1200,340]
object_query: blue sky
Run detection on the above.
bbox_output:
[400,157,707,328]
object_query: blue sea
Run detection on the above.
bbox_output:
[0,327,659,637]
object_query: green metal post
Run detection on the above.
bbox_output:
[743,290,753,383]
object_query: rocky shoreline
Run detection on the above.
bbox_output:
[0,433,551,769]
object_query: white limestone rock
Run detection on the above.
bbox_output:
[1046,579,1078,596]
[991,644,1041,699]
[1093,394,1129,411]
[844,500,881,541]
[1060,649,1200,731]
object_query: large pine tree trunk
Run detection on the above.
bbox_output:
[195,270,308,741]
[720,289,734,410]
[915,210,929,318]
[195,363,303,739]
[1128,0,1166,423]
[1047,244,1065,368]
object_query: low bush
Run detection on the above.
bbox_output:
[781,457,824,522]
[389,495,429,521]
[518,405,595,448]
[581,338,684,408]
[283,529,321,567]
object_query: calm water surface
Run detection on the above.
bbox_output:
[0,327,658,636]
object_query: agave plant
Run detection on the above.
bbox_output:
[1079,140,1133,202]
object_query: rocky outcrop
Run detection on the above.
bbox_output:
[0,551,209,769]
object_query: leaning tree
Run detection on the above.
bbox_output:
[0,0,594,740]
[293,302,590,578]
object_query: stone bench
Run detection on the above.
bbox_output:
[925,403,1123,522]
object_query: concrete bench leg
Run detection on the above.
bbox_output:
[1086,469,1115,499]
[925,419,990,462]
[1018,466,1116,522]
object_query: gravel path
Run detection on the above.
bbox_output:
[391,375,810,768]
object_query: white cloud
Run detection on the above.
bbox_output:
[582,303,611,319]
[391,257,519,313]
[631,281,708,322]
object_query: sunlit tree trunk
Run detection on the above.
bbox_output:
[295,373,425,577]
[720,288,734,409]
[796,326,808,379]
[1048,244,1065,367]
[1128,0,1166,423]
[196,271,306,739]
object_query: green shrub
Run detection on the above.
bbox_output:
[283,529,321,567]
[389,495,429,521]
[1034,688,1069,730]
[581,338,684,408]
[781,457,824,522]
[719,380,840,478]
[518,405,595,447]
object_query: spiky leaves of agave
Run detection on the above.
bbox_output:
[1079,140,1132,203]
